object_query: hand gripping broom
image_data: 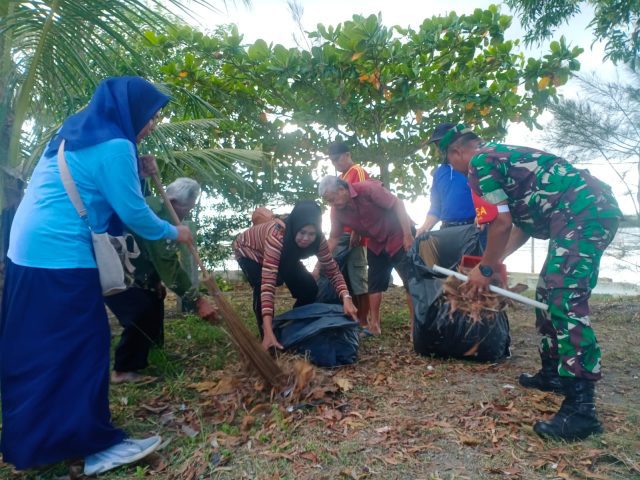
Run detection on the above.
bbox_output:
[151,174,284,387]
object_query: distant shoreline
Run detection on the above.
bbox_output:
[214,269,640,297]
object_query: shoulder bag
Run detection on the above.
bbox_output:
[57,140,139,296]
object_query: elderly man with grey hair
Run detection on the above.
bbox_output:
[319,175,415,336]
[105,177,217,384]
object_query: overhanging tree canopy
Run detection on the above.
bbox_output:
[1,5,584,265]
[214,8,581,196]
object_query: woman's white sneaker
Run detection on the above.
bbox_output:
[83,435,161,476]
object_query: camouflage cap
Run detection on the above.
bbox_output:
[428,123,473,152]
[427,122,456,145]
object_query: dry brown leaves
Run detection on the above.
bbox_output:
[442,276,528,322]
[120,293,636,480]
[129,354,351,479]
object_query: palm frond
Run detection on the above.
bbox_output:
[140,118,264,191]
[155,118,221,135]
[1,0,227,171]
[163,148,263,191]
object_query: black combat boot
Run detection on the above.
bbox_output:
[519,357,564,394]
[534,377,603,441]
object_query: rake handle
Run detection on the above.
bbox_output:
[432,264,549,311]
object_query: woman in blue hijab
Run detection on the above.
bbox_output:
[1,77,193,475]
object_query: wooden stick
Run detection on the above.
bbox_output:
[432,264,549,311]
[151,174,284,386]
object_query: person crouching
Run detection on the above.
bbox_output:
[233,200,357,350]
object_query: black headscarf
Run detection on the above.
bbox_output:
[279,200,323,267]
[45,76,170,157]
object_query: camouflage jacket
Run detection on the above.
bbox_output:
[468,142,622,239]
[129,196,199,300]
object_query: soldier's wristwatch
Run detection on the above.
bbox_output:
[479,264,494,277]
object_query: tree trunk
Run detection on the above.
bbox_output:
[0,0,14,307]
[378,159,390,189]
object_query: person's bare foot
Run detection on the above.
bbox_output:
[368,324,381,336]
[111,371,158,385]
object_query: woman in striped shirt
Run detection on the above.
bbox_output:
[233,200,358,350]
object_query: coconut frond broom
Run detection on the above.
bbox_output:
[151,174,284,387]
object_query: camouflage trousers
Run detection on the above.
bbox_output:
[535,216,620,381]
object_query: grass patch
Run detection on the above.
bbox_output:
[1,288,639,479]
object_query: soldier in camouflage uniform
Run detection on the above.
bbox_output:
[105,178,218,384]
[432,123,622,441]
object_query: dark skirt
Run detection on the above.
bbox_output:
[0,259,125,469]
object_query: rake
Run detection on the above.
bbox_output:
[432,264,548,310]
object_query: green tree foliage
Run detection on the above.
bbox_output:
[223,9,581,195]
[123,9,582,263]
[139,24,319,207]
[543,72,640,218]
[1,4,584,266]
[505,0,640,68]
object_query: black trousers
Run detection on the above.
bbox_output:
[104,287,164,372]
[237,257,318,337]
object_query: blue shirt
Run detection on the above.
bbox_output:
[9,139,178,269]
[428,164,476,222]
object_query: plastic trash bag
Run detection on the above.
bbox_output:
[272,303,359,367]
[408,225,510,362]
[315,238,350,305]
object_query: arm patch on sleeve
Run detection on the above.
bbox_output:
[471,191,498,224]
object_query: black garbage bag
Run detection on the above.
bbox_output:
[408,225,510,362]
[315,238,350,304]
[272,303,359,367]
[315,270,343,305]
